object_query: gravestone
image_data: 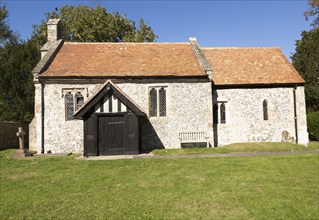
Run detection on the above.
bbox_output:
[281,130,295,143]
[14,127,27,158]
[281,131,289,142]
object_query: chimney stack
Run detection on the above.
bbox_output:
[47,19,60,43]
[41,19,61,59]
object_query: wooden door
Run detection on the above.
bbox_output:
[84,114,98,156]
[98,115,127,155]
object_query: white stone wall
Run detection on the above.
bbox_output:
[40,84,97,153]
[213,86,308,146]
[34,81,213,153]
[31,81,308,154]
[116,82,213,150]
[29,84,42,153]
[295,86,308,145]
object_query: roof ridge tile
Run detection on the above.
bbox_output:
[202,47,280,50]
[64,42,190,45]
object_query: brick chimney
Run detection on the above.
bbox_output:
[41,19,61,59]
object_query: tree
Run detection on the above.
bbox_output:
[0,40,39,122]
[0,5,157,122]
[0,4,16,46]
[0,5,38,122]
[292,28,319,111]
[291,1,319,112]
[304,0,319,27]
[32,5,157,46]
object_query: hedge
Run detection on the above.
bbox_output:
[307,111,319,141]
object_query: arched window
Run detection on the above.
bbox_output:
[149,88,157,117]
[263,99,268,120]
[75,92,84,111]
[213,104,218,124]
[65,92,74,120]
[220,103,226,124]
[159,87,166,117]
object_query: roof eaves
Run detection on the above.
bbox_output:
[213,82,305,89]
[32,39,64,82]
[39,75,209,80]
[276,48,306,84]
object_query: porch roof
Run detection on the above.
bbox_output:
[74,80,146,119]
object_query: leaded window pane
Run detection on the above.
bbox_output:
[213,104,218,124]
[159,88,166,117]
[75,92,84,111]
[220,103,226,124]
[263,100,268,120]
[149,88,157,117]
[65,92,74,120]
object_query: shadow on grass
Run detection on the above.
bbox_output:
[0,146,19,152]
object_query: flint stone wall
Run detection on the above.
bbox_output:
[29,84,42,152]
[295,86,308,145]
[213,86,308,146]
[40,84,97,153]
[30,82,308,153]
[35,81,213,153]
[116,82,213,151]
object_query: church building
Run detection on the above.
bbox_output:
[29,19,308,156]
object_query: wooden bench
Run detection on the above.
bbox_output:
[178,132,209,147]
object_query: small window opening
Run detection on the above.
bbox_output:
[65,92,74,120]
[220,103,226,124]
[263,100,268,120]
[75,92,84,111]
[159,88,166,117]
[213,104,218,124]
[149,88,157,117]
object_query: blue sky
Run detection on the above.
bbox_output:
[2,0,313,59]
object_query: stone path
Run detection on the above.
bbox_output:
[78,150,319,161]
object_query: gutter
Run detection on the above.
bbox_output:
[38,75,210,81]
[213,82,305,89]
[293,85,298,144]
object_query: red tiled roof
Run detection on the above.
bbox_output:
[41,42,305,85]
[202,47,305,85]
[42,42,206,77]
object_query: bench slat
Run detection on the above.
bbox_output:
[179,132,209,147]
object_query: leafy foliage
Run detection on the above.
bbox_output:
[32,5,157,46]
[0,5,16,46]
[0,5,38,122]
[291,28,319,112]
[304,0,319,27]
[292,0,319,112]
[0,5,157,123]
[0,40,39,122]
[307,111,319,140]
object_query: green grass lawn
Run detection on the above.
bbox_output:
[152,142,319,155]
[0,149,318,219]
